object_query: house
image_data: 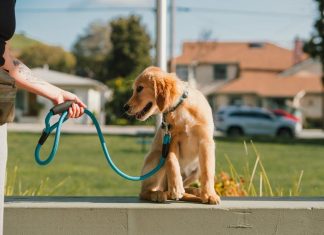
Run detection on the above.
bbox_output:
[14,67,111,124]
[174,41,322,125]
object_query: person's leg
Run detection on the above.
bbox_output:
[0,124,7,235]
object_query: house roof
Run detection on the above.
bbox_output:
[31,67,108,91]
[279,58,322,76]
[175,42,308,71]
[217,71,322,97]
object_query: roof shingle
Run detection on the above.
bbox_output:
[218,71,322,97]
[175,42,308,71]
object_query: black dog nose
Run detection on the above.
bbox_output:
[123,104,130,112]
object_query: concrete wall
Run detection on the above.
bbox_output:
[4,197,324,235]
[214,94,258,110]
[300,94,322,119]
[195,64,214,85]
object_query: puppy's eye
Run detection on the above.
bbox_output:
[136,86,144,93]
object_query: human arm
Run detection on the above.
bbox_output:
[1,44,86,118]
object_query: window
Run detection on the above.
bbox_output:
[254,112,272,120]
[229,111,272,120]
[229,96,242,106]
[229,111,246,117]
[248,42,264,48]
[176,65,189,81]
[213,64,227,80]
[15,90,25,110]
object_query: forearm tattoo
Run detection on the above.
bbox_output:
[13,59,46,85]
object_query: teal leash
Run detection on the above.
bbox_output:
[34,101,169,181]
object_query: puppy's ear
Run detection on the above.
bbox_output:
[154,75,175,112]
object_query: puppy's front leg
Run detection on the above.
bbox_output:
[199,138,221,204]
[166,140,185,200]
[140,150,168,203]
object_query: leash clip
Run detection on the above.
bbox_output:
[161,120,171,135]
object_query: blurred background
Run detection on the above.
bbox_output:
[5,0,324,197]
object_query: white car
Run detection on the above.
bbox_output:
[215,106,302,138]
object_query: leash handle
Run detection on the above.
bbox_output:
[51,100,74,115]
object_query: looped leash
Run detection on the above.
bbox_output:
[35,101,170,181]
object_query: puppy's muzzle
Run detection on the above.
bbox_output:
[123,104,130,112]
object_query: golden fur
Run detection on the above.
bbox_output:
[125,66,220,204]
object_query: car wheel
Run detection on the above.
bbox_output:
[227,126,244,137]
[277,128,293,138]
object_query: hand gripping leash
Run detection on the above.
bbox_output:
[34,101,170,181]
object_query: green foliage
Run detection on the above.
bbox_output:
[104,15,152,124]
[71,16,152,124]
[19,43,76,73]
[105,78,133,124]
[10,33,41,55]
[304,0,324,129]
[72,21,112,79]
[304,0,324,82]
[105,15,152,79]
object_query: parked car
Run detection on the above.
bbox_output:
[215,106,302,138]
[271,109,300,122]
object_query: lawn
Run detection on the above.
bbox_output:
[6,132,324,196]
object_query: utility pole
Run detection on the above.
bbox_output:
[155,0,167,127]
[170,0,176,72]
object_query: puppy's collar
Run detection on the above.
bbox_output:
[161,89,188,131]
[163,89,188,115]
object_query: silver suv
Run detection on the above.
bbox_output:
[215,106,302,138]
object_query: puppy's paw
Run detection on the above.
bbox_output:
[140,191,167,203]
[168,184,185,200]
[150,191,167,203]
[201,192,221,205]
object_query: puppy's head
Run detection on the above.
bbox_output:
[124,66,178,121]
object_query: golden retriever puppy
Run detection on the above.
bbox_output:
[125,66,220,204]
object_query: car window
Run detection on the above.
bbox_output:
[254,112,272,120]
[229,111,253,117]
[229,111,245,117]
[229,111,273,120]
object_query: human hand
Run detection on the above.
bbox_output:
[53,90,87,118]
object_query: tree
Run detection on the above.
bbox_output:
[304,0,324,129]
[72,21,111,79]
[104,15,152,124]
[19,43,76,73]
[105,15,152,79]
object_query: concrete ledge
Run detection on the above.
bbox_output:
[4,196,324,235]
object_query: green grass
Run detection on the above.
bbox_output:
[6,133,324,196]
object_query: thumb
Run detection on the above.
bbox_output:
[75,96,87,108]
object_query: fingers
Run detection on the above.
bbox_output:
[68,103,84,119]
[53,90,86,119]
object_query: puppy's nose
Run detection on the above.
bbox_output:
[124,104,130,112]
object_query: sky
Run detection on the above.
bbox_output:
[15,0,317,57]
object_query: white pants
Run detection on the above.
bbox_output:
[0,124,7,235]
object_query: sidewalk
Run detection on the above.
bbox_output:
[7,123,324,139]
[7,123,155,136]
